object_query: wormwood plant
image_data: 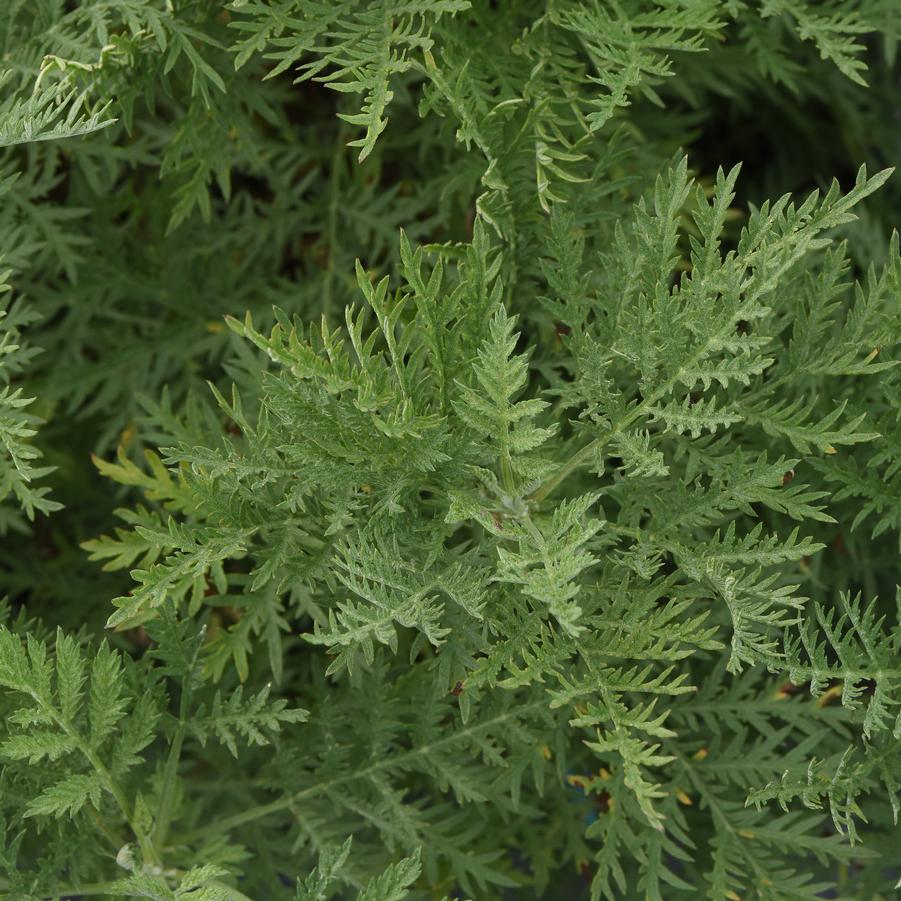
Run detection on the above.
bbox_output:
[0,1,899,899]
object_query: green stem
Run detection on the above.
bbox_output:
[46,877,253,901]
[29,688,157,866]
[529,340,716,505]
[153,724,186,848]
[86,747,157,866]
[43,880,121,898]
[152,624,204,850]
[173,700,545,844]
[500,448,516,495]
[528,437,601,505]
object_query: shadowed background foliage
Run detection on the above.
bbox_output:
[0,2,899,899]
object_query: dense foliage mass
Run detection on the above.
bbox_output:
[0,2,899,899]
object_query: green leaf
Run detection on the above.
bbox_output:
[24,772,103,818]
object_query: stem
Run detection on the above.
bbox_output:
[173,700,546,844]
[153,724,186,849]
[46,877,253,901]
[153,625,204,850]
[88,747,157,867]
[529,341,715,505]
[28,687,157,866]
[43,881,121,899]
[528,437,601,505]
[87,804,125,852]
[500,448,516,495]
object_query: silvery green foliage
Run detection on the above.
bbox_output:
[0,1,898,899]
